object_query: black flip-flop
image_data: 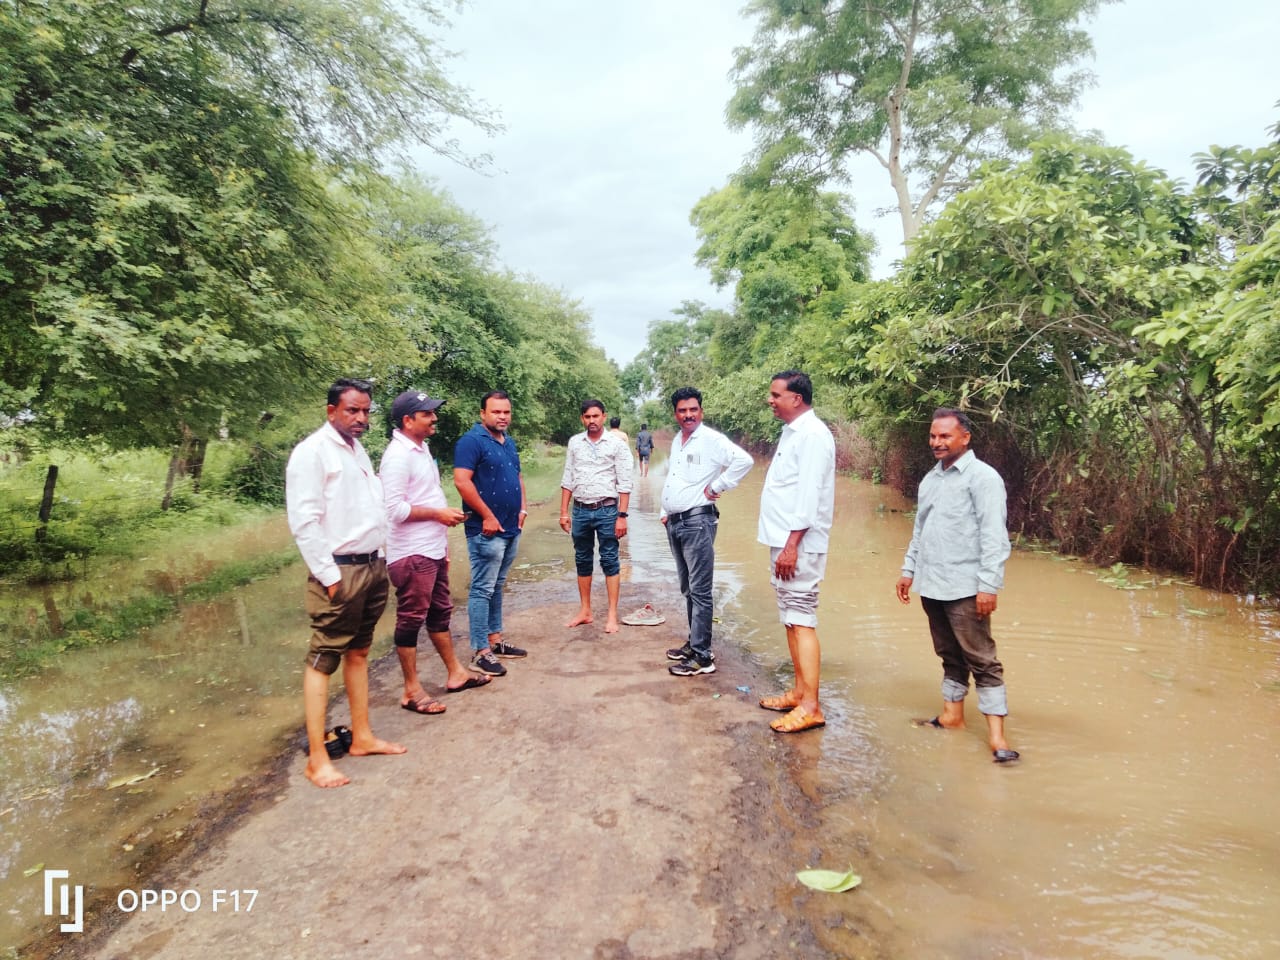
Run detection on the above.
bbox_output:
[445,675,491,693]
[913,716,945,728]
[993,749,1021,763]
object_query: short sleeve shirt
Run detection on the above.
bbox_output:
[453,423,523,539]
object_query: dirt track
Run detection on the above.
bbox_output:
[53,568,850,960]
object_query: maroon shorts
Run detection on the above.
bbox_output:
[387,554,453,643]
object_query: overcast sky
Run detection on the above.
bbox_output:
[411,0,1277,368]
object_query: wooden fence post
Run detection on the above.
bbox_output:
[36,464,58,542]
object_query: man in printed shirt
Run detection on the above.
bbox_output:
[660,386,753,677]
[380,390,489,717]
[560,399,633,634]
[285,378,406,788]
[757,371,836,734]
[896,408,1019,763]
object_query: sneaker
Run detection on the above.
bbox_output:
[665,643,715,662]
[668,655,716,677]
[491,640,527,659]
[472,651,507,677]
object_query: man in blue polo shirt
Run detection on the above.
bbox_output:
[453,390,528,677]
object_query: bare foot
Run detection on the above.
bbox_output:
[348,737,407,757]
[604,617,620,634]
[305,759,350,788]
[566,609,593,627]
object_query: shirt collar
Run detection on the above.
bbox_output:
[321,421,360,451]
[391,428,426,453]
[935,449,976,474]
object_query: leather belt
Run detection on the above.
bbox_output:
[667,504,718,523]
[574,498,617,510]
[333,552,381,565]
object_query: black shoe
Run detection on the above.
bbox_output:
[666,643,714,662]
[669,655,716,677]
[472,651,507,676]
[492,640,527,659]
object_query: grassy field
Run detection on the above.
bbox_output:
[0,434,570,677]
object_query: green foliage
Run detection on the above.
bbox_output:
[692,182,872,371]
[365,175,622,446]
[729,0,1110,240]
[0,0,487,446]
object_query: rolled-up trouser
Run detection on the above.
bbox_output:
[571,503,620,577]
[303,558,388,675]
[666,511,717,659]
[921,595,1008,716]
[768,548,827,628]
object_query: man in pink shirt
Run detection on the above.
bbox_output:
[380,390,491,715]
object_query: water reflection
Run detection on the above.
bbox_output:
[635,463,1280,960]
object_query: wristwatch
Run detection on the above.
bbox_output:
[618,511,629,518]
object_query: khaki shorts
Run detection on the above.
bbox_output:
[303,558,388,675]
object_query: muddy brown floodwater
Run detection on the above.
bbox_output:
[4,461,1279,958]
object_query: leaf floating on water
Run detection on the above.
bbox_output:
[108,767,161,790]
[796,868,862,893]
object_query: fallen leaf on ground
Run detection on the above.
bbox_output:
[796,868,862,892]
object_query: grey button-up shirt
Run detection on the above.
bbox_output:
[901,450,1011,600]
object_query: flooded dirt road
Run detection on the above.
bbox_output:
[4,459,1279,958]
[634,468,1280,959]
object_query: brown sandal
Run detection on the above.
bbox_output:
[401,694,446,715]
[770,706,826,734]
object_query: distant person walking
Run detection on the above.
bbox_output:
[757,371,836,734]
[285,378,405,788]
[560,400,633,634]
[380,389,490,715]
[453,391,529,678]
[635,423,653,477]
[895,408,1018,763]
[661,387,753,677]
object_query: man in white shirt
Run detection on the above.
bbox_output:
[660,386,753,676]
[380,390,489,717]
[285,379,406,788]
[559,400,633,633]
[757,371,836,734]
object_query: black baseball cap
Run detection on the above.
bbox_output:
[391,390,445,426]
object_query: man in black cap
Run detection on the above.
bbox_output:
[380,390,491,716]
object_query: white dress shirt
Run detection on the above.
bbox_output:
[380,429,449,564]
[660,423,754,516]
[285,422,387,587]
[757,409,836,552]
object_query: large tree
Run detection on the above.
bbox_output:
[0,1,488,445]
[728,0,1110,243]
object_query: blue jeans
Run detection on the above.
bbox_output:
[666,512,717,658]
[571,504,620,577]
[465,532,521,651]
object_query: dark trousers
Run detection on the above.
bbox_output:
[666,512,718,658]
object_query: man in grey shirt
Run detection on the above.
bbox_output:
[896,408,1018,763]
